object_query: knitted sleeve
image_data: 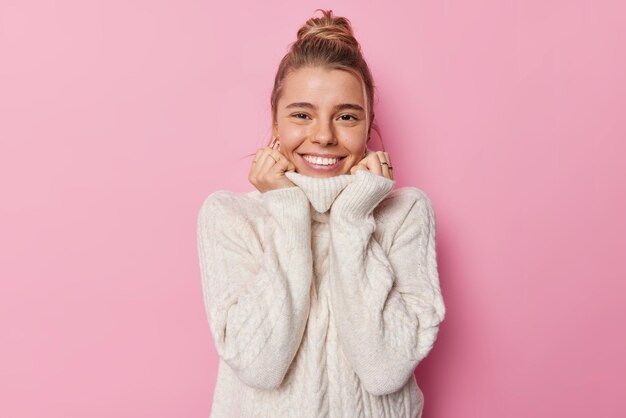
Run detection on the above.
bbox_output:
[196,186,313,390]
[328,169,446,396]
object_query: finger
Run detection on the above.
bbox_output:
[377,151,392,179]
[363,148,374,162]
[250,149,264,174]
[269,149,292,173]
[356,154,368,166]
[253,149,263,162]
[259,147,279,173]
[284,156,295,172]
[350,148,371,175]
[274,147,295,171]
[383,151,394,179]
[350,158,369,175]
[262,148,291,175]
[368,151,383,176]
[248,149,265,188]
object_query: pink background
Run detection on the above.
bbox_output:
[1,1,625,417]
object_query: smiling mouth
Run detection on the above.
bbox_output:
[299,154,346,165]
[297,154,347,171]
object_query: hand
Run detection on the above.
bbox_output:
[349,149,394,180]
[249,138,297,193]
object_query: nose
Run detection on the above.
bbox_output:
[310,120,337,146]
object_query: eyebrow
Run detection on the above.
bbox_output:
[285,102,365,112]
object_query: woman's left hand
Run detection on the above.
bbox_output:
[349,149,394,180]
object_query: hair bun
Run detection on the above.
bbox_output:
[296,9,359,48]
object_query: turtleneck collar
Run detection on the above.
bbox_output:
[284,170,356,214]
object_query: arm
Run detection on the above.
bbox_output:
[196,186,313,390]
[328,169,446,396]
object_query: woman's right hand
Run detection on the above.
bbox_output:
[248,141,297,193]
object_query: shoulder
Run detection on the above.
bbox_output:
[374,186,435,229]
[389,186,432,204]
[197,189,263,232]
[379,186,433,214]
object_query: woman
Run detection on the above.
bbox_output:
[197,9,445,418]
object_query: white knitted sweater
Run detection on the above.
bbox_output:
[196,169,446,417]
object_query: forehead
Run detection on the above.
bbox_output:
[279,67,364,106]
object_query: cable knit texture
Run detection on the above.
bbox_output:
[196,169,446,417]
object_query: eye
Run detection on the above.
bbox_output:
[339,114,358,121]
[291,113,310,119]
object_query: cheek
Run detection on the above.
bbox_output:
[277,129,305,154]
[279,124,308,141]
[279,124,307,140]
[340,134,367,155]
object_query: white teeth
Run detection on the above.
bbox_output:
[303,155,340,166]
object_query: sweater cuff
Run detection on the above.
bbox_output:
[261,186,311,247]
[330,169,395,220]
